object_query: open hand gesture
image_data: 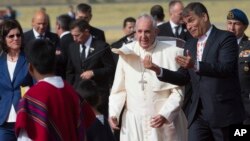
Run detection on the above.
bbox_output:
[175,50,195,69]
[143,54,161,75]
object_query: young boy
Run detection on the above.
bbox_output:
[15,39,86,141]
[77,80,115,141]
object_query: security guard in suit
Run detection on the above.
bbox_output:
[227,8,250,124]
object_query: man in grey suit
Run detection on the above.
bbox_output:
[143,2,245,141]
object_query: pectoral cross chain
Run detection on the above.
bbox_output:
[139,77,147,91]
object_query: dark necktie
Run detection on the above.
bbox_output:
[38,34,44,39]
[81,44,86,70]
[174,25,180,38]
[81,44,86,61]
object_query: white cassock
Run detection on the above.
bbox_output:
[109,40,188,141]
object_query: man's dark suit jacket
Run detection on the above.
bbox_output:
[90,26,106,42]
[158,26,245,128]
[66,38,115,91]
[158,21,192,41]
[111,35,130,49]
[58,33,74,79]
[23,30,59,48]
[111,34,134,64]
[23,29,63,76]
[60,33,74,60]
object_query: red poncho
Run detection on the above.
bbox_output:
[15,81,95,141]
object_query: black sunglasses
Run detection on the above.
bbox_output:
[7,33,21,39]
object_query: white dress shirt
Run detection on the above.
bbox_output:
[80,36,93,58]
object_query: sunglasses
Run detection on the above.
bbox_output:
[6,33,21,39]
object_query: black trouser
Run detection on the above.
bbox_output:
[188,116,231,141]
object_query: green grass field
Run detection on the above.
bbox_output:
[3,1,250,44]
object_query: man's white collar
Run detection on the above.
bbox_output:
[60,31,70,38]
[33,28,44,38]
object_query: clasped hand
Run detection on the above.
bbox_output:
[150,115,167,128]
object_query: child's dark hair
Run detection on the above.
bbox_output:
[26,39,56,74]
[76,79,100,107]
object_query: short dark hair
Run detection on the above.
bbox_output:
[76,80,100,107]
[182,2,210,20]
[70,18,90,32]
[76,3,92,13]
[150,5,165,21]
[0,19,24,53]
[56,14,73,31]
[26,39,56,74]
[123,17,136,28]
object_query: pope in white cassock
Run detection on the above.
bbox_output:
[109,14,187,141]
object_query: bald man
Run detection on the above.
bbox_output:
[23,10,59,48]
[24,10,61,76]
[158,0,191,41]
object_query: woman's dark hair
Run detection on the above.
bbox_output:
[0,19,24,53]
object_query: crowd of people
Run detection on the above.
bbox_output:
[0,1,249,141]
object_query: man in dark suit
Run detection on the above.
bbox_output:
[24,10,60,77]
[158,0,191,41]
[226,9,250,125]
[76,3,106,42]
[55,14,74,79]
[67,19,115,117]
[143,2,245,141]
[23,11,59,47]
[111,17,136,64]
